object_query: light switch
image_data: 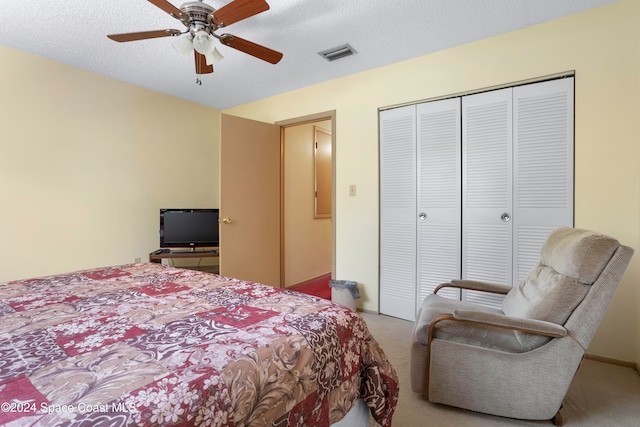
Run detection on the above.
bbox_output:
[349,184,357,197]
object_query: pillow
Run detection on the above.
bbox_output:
[503,265,589,324]
[502,265,590,348]
[502,227,620,348]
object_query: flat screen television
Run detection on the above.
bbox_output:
[159,209,219,250]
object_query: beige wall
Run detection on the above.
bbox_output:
[283,121,332,286]
[0,46,221,280]
[1,1,638,366]
[225,0,640,364]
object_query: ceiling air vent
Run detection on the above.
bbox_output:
[318,44,357,62]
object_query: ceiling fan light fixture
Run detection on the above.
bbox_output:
[205,47,224,66]
[192,30,215,55]
[172,35,194,57]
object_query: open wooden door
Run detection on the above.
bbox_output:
[220,114,281,287]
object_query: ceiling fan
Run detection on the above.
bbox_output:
[107,0,283,75]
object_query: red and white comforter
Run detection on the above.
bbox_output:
[0,263,397,426]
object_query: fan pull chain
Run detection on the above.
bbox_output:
[195,58,202,85]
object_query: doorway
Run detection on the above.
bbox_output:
[280,113,335,288]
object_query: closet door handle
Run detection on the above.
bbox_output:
[419,212,427,220]
[501,213,511,222]
[221,217,232,224]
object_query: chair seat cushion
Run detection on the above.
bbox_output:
[414,294,548,353]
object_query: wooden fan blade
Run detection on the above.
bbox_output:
[147,0,185,19]
[221,35,283,64]
[211,0,269,27]
[194,52,214,74]
[108,29,181,42]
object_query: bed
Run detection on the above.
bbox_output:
[0,263,398,426]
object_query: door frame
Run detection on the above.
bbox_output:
[277,111,337,285]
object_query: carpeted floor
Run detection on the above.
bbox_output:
[359,312,640,427]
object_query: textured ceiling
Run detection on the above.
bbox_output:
[1,0,616,110]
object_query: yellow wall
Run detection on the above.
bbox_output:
[0,46,221,280]
[283,121,332,286]
[225,0,640,364]
[0,1,638,366]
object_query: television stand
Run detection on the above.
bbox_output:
[171,249,216,254]
[149,248,219,273]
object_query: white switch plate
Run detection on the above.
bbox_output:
[349,184,357,197]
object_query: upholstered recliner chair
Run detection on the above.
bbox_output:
[410,227,634,425]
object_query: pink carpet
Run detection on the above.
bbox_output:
[288,273,331,300]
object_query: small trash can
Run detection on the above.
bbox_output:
[329,280,361,311]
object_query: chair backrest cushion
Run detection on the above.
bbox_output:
[539,227,620,285]
[502,227,620,348]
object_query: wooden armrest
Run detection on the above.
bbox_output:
[434,279,511,295]
[451,309,567,338]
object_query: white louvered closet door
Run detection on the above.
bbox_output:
[379,77,574,318]
[379,105,417,321]
[513,77,574,283]
[462,88,513,309]
[416,98,462,308]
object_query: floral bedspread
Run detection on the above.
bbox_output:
[0,263,397,426]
